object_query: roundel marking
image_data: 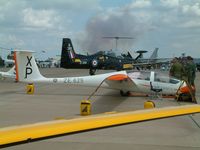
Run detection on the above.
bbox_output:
[92,59,98,67]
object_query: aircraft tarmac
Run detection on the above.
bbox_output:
[0,68,200,150]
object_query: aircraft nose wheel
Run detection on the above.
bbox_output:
[120,90,130,96]
[89,68,96,75]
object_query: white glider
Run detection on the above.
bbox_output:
[0,66,16,79]
[14,51,190,96]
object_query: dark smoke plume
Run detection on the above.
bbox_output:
[77,7,151,53]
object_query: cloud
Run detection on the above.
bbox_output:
[22,8,60,29]
[8,35,25,48]
[182,2,200,16]
[160,0,179,8]
[179,20,200,28]
[129,0,152,8]
[28,0,101,11]
[76,5,154,53]
[0,0,200,58]
[2,0,102,58]
[0,1,24,27]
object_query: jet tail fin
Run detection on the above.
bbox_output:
[148,48,158,64]
[149,48,158,60]
[127,51,133,59]
[14,51,46,82]
[60,38,76,68]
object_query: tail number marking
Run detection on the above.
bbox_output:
[25,56,33,78]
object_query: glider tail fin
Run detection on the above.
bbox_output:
[60,38,76,68]
[14,51,45,82]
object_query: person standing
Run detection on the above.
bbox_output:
[169,57,184,80]
[185,56,196,86]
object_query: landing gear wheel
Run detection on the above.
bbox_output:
[176,93,193,102]
[120,90,130,96]
[89,68,96,75]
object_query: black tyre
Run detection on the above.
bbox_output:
[120,90,130,96]
[89,68,96,75]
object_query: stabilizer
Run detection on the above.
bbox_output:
[127,51,133,59]
[60,38,76,68]
[7,66,16,76]
[147,48,158,64]
[14,51,46,82]
[0,66,16,79]
[149,48,158,60]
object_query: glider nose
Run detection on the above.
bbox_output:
[179,82,195,94]
[180,84,190,93]
[107,74,128,81]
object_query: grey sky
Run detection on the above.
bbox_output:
[0,0,200,59]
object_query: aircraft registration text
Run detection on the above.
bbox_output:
[64,78,84,84]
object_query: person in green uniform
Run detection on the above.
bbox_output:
[185,56,196,86]
[169,57,184,80]
[182,56,196,102]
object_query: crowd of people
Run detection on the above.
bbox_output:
[169,56,196,86]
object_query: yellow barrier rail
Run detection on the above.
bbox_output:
[1,105,200,146]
